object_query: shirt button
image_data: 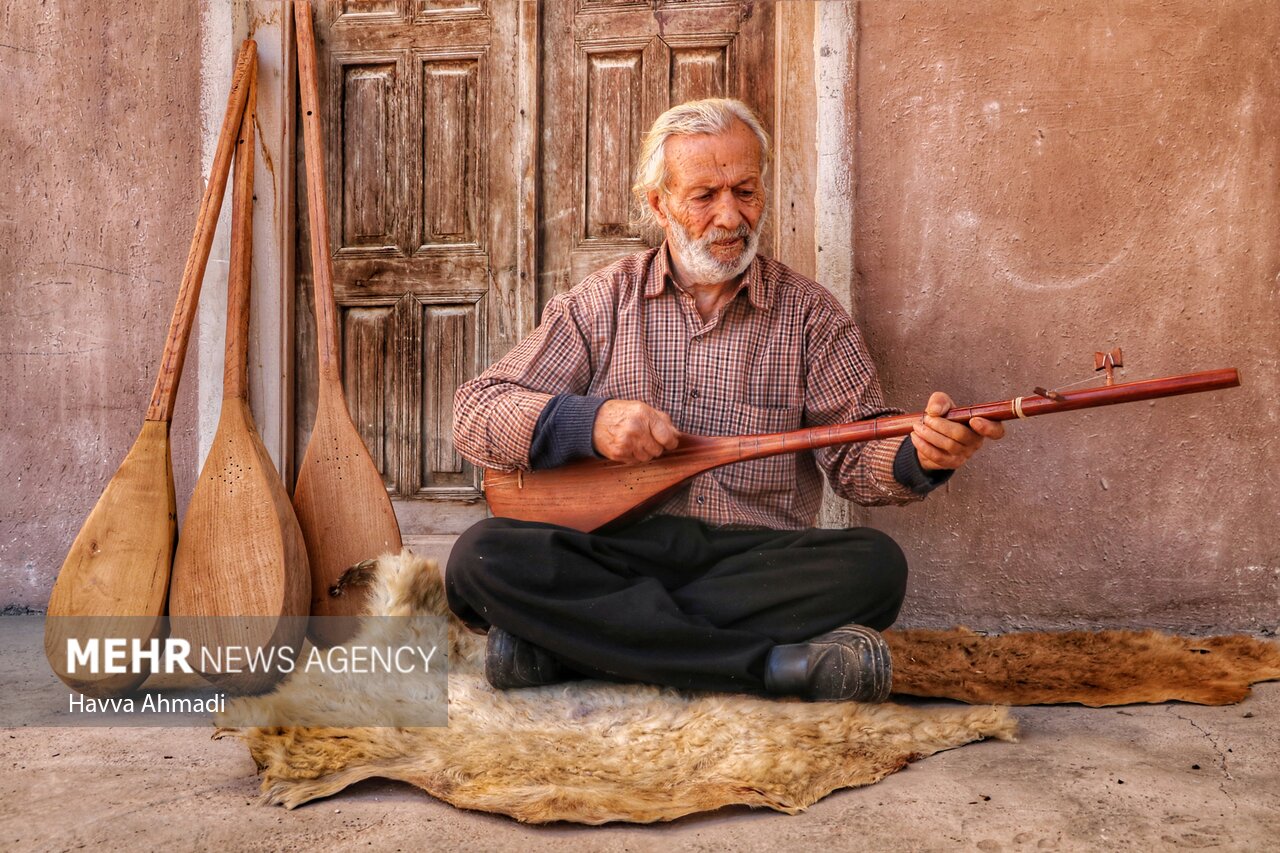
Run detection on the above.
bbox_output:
[696,496,706,505]
[690,389,700,399]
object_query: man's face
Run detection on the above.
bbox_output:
[648,121,766,284]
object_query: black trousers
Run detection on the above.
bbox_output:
[445,514,908,693]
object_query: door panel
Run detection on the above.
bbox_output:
[539,1,775,305]
[421,58,482,246]
[338,61,399,251]
[341,304,396,490]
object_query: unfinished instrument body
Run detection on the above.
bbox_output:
[168,70,311,695]
[293,391,402,636]
[44,421,176,697]
[293,0,402,647]
[44,42,259,698]
[170,401,312,694]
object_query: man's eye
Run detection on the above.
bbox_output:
[693,193,712,202]
[736,189,758,199]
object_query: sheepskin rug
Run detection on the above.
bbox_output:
[216,550,1279,823]
[216,550,1016,823]
[888,626,1280,707]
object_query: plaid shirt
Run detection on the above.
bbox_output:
[454,246,933,529]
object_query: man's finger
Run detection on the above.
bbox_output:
[925,391,954,417]
[638,434,666,460]
[628,435,661,463]
[921,413,976,444]
[651,416,680,449]
[912,433,957,470]
[970,417,1006,439]
[915,421,969,456]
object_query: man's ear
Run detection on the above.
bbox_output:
[647,190,669,228]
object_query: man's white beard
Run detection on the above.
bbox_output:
[665,207,766,286]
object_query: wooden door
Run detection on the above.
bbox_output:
[293,0,533,537]
[294,1,776,539]
[538,1,775,305]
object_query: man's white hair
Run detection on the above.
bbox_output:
[630,98,771,233]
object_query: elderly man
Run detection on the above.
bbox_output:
[447,98,1004,702]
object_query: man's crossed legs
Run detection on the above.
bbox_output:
[445,515,907,701]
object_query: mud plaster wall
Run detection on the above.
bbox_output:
[0,2,204,608]
[854,1,1280,632]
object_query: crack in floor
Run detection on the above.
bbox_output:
[1164,706,1238,811]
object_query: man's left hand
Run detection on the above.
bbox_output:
[911,391,1006,471]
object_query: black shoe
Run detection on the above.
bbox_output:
[763,624,892,702]
[484,626,566,690]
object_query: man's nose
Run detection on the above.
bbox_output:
[710,192,743,230]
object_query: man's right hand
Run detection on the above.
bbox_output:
[592,400,680,464]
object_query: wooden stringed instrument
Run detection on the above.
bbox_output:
[44,42,258,698]
[168,73,311,695]
[481,360,1240,533]
[292,1,403,647]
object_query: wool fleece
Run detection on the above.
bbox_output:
[218,550,1016,823]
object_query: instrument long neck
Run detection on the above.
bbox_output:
[722,368,1240,464]
[295,1,342,387]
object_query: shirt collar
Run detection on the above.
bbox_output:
[646,241,773,311]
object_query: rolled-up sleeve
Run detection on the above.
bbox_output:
[453,294,594,471]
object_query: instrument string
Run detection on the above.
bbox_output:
[1013,369,1124,420]
[1044,369,1123,393]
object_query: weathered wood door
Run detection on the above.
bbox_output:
[295,1,775,539]
[538,1,775,303]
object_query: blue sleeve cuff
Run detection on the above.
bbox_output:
[529,394,607,470]
[893,437,954,495]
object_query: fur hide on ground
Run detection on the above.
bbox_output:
[216,550,1016,823]
[216,550,1279,823]
[887,626,1280,707]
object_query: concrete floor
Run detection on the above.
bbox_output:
[1,683,1276,852]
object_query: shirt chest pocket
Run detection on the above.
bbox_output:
[710,400,803,508]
